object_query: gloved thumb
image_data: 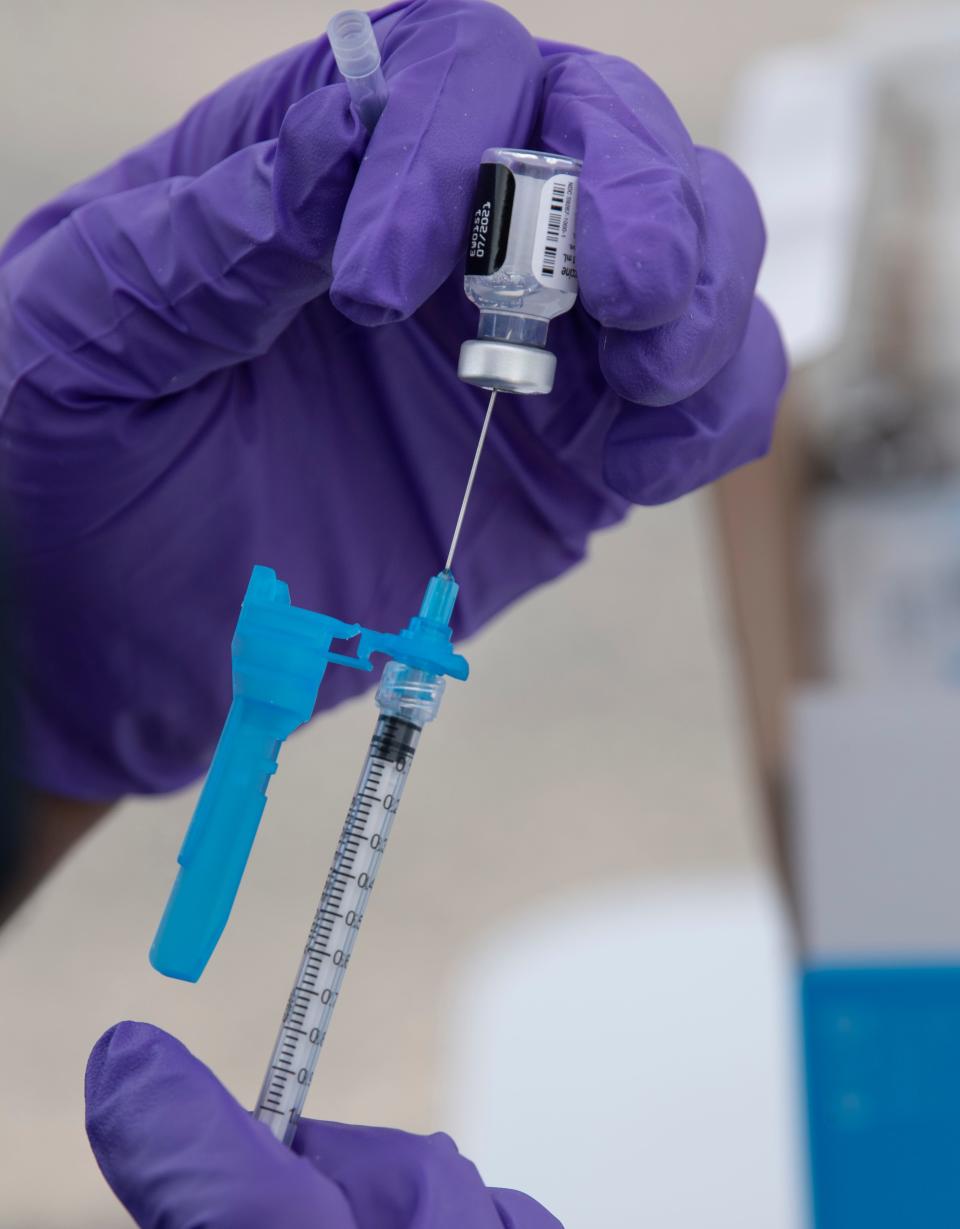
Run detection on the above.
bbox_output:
[85,1021,353,1229]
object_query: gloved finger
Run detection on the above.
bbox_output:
[85,1022,354,1229]
[1,82,364,407]
[602,297,787,505]
[598,148,766,405]
[295,1117,514,1226]
[491,1187,565,1227]
[330,0,543,325]
[537,47,704,333]
[538,53,766,403]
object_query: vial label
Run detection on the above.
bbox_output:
[466,163,515,276]
[533,174,578,289]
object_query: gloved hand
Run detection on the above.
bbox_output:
[0,0,786,800]
[86,1021,561,1228]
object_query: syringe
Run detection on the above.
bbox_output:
[252,131,587,1149]
[151,11,588,1144]
[253,572,458,1143]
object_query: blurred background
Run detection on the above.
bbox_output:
[4,2,960,1227]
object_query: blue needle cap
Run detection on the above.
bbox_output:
[150,566,467,982]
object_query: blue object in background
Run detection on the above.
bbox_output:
[150,565,467,983]
[803,963,960,1227]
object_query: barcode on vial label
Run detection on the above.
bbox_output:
[533,174,578,290]
[541,181,566,276]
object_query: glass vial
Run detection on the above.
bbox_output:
[458,148,582,395]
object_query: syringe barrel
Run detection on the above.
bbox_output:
[254,710,423,1144]
[253,568,461,1143]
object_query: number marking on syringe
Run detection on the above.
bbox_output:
[255,717,420,1142]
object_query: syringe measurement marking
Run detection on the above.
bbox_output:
[255,718,419,1142]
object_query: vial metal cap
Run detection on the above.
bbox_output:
[458,340,557,396]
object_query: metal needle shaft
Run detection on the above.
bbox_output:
[444,390,497,572]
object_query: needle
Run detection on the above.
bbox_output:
[444,389,498,573]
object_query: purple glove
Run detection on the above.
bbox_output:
[0,0,786,799]
[86,1021,560,1228]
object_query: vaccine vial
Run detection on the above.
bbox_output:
[458,148,581,396]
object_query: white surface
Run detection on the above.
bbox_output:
[792,687,960,958]
[443,874,805,1229]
